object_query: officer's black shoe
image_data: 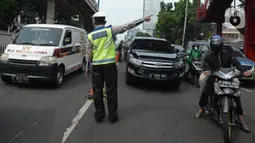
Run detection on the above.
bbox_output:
[109,115,119,124]
[95,115,105,124]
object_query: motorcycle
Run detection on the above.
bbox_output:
[190,59,202,87]
[205,67,242,143]
[185,56,202,87]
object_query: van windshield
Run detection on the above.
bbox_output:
[12,27,63,46]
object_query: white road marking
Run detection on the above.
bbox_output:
[61,100,93,143]
[241,87,252,93]
[7,131,24,143]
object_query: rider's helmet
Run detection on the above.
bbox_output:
[92,12,107,26]
[209,35,223,54]
[192,44,199,51]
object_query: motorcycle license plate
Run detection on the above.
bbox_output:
[149,74,167,80]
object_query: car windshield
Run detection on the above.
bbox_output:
[187,43,209,53]
[132,39,174,53]
[12,27,63,46]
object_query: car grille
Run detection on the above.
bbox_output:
[242,65,253,71]
[138,66,178,77]
[141,61,174,68]
[9,59,38,66]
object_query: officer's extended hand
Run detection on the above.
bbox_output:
[243,71,251,77]
[144,15,152,22]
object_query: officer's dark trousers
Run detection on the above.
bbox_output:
[92,63,118,119]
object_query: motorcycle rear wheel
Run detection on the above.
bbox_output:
[222,113,232,143]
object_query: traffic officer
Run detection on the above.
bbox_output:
[85,12,151,124]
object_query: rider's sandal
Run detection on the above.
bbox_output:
[241,124,251,133]
[194,109,204,119]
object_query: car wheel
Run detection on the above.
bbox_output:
[53,67,64,88]
[125,73,134,85]
[78,59,86,73]
[1,76,12,84]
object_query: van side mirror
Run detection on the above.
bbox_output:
[63,30,72,46]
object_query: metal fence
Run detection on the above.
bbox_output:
[0,31,13,53]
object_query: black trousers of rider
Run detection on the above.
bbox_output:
[199,76,244,115]
[92,63,118,119]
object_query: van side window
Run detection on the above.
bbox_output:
[63,30,72,46]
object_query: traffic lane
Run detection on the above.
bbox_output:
[0,72,90,143]
[65,63,254,143]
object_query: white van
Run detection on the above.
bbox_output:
[0,24,87,87]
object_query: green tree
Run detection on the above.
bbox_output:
[155,0,211,45]
[135,32,151,37]
[0,0,21,31]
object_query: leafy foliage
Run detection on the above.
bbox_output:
[136,32,152,37]
[155,0,212,45]
[0,0,80,31]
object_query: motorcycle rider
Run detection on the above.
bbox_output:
[194,35,251,133]
[184,44,202,80]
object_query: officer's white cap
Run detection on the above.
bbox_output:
[92,12,107,18]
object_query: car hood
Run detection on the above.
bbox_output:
[132,49,177,61]
[236,57,255,66]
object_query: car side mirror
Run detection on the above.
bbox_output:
[175,49,180,53]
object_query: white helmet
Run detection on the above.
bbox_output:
[92,12,107,18]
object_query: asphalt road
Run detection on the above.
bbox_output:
[0,63,255,143]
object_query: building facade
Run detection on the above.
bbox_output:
[143,0,160,30]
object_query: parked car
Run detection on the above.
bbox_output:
[123,41,131,61]
[186,41,209,55]
[125,37,185,88]
[172,44,186,59]
[223,44,255,82]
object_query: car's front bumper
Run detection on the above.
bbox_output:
[0,61,58,82]
[126,63,185,82]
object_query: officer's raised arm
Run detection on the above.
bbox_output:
[112,15,152,36]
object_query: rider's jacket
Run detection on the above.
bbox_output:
[201,50,245,72]
[187,49,201,64]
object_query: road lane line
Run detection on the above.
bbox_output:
[61,100,93,143]
[7,131,24,143]
[241,88,252,93]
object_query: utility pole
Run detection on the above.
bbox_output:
[182,0,189,48]
[98,0,100,11]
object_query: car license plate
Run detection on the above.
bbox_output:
[11,74,29,83]
[149,74,167,80]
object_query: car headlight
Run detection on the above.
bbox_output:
[129,55,142,66]
[174,59,184,68]
[39,56,57,66]
[0,53,9,62]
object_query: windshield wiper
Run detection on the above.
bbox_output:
[19,41,37,45]
[37,43,57,46]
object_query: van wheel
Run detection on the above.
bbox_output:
[78,59,86,73]
[54,67,64,88]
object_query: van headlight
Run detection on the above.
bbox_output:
[129,55,142,66]
[0,53,9,62]
[174,59,184,68]
[39,56,57,66]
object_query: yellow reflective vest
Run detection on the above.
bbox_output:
[87,26,116,65]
